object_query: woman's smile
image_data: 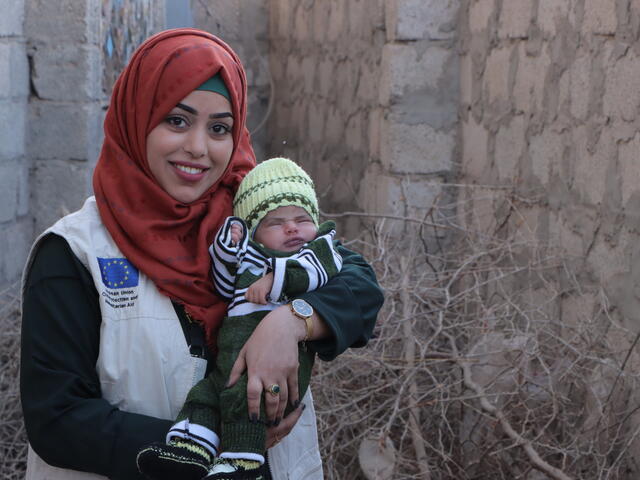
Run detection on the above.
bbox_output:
[169,160,210,180]
[146,90,234,203]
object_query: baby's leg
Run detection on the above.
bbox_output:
[206,314,269,479]
[171,372,224,454]
[137,362,225,479]
[205,319,316,480]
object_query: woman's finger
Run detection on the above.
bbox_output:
[275,382,288,425]
[263,381,281,423]
[246,375,263,421]
[275,373,294,422]
[265,403,305,449]
[226,349,247,388]
[287,369,300,411]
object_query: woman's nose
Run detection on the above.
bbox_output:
[182,129,207,158]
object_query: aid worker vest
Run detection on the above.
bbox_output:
[22,196,323,480]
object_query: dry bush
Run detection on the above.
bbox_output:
[0,283,27,480]
[314,188,640,480]
[5,187,640,480]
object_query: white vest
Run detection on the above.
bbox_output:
[22,196,323,480]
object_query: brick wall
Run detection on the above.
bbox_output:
[0,0,31,285]
[459,0,640,329]
[268,0,460,239]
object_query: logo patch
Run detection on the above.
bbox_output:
[97,257,139,288]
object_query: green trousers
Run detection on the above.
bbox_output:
[176,312,315,455]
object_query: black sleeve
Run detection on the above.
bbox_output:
[299,244,384,361]
[20,234,172,480]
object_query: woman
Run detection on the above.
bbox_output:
[20,28,383,480]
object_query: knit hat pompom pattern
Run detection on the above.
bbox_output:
[233,157,319,233]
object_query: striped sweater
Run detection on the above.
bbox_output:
[209,217,343,318]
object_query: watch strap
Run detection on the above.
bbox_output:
[301,314,314,342]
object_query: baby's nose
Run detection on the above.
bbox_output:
[285,221,298,232]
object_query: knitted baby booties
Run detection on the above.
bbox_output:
[136,438,213,480]
[203,458,265,480]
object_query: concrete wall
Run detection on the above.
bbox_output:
[191,0,270,162]
[459,0,640,327]
[2,0,460,284]
[268,0,460,239]
[26,0,104,237]
[25,0,164,238]
[0,0,31,285]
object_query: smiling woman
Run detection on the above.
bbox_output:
[19,28,383,480]
[146,88,235,204]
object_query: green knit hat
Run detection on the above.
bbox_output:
[233,157,319,233]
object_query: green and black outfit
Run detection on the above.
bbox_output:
[168,218,342,459]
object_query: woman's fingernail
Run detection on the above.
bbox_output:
[300,403,306,410]
[275,417,281,426]
[292,399,300,408]
[250,414,258,424]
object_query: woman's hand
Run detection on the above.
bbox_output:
[227,305,307,425]
[265,403,306,449]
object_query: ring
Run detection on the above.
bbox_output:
[266,384,281,396]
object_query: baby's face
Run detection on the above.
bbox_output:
[254,205,317,251]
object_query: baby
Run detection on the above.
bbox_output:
[138,157,343,480]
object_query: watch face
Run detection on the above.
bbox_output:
[292,298,313,317]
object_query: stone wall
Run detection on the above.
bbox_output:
[459,0,640,329]
[0,0,31,285]
[268,0,460,239]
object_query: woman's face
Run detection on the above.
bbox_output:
[146,90,234,203]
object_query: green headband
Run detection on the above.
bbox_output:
[196,73,230,101]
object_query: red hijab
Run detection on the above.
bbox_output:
[93,28,255,345]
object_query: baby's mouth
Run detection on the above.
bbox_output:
[284,237,304,248]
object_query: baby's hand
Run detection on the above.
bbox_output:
[246,272,274,305]
[230,223,242,245]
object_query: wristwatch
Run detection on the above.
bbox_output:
[290,298,314,342]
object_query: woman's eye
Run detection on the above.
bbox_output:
[210,123,231,135]
[165,116,187,128]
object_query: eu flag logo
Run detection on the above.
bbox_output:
[97,258,139,288]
